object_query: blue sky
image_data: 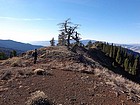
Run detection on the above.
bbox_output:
[0,0,140,44]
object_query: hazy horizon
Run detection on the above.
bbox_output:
[1,38,140,45]
[0,0,140,44]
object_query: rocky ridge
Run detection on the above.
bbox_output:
[0,46,140,105]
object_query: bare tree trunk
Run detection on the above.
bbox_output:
[67,34,71,49]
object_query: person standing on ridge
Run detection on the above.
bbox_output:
[32,49,38,64]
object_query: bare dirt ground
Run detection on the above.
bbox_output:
[0,46,140,105]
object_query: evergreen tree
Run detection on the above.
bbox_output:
[58,32,67,46]
[131,56,139,75]
[128,62,133,74]
[105,43,110,55]
[109,43,113,57]
[87,40,92,49]
[124,58,129,71]
[118,56,122,65]
[13,50,17,57]
[10,52,13,58]
[116,47,121,64]
[124,50,128,59]
[128,54,135,65]
[112,46,117,59]
[50,37,55,46]
[96,42,140,76]
[0,52,7,60]
[10,50,17,58]
[100,43,103,50]
[102,43,106,52]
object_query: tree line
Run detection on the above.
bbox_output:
[94,42,140,76]
[0,50,17,60]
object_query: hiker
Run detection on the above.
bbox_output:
[32,49,38,64]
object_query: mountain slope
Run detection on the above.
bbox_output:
[0,39,42,51]
[0,46,140,105]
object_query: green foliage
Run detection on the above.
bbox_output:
[10,50,17,58]
[109,43,113,58]
[0,52,7,60]
[13,50,17,56]
[86,40,92,49]
[105,43,110,56]
[131,56,139,75]
[96,42,140,76]
[58,32,67,46]
[124,58,129,71]
[112,46,116,59]
[116,47,121,64]
[128,62,133,74]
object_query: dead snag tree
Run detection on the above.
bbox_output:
[58,18,81,49]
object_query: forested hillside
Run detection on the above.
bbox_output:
[87,41,140,82]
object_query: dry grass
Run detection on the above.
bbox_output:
[93,67,140,101]
[1,57,27,67]
[25,90,54,105]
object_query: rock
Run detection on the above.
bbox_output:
[0,87,8,92]
[25,90,54,105]
[34,69,46,75]
[1,71,12,80]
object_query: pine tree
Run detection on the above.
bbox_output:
[87,40,92,49]
[131,56,139,75]
[105,43,110,55]
[10,50,17,58]
[50,37,55,46]
[118,56,122,65]
[124,58,129,71]
[58,32,66,46]
[102,43,106,52]
[10,52,13,58]
[112,46,116,59]
[0,52,7,60]
[13,50,17,57]
[128,54,135,66]
[128,62,132,74]
[109,43,113,57]
[116,47,121,64]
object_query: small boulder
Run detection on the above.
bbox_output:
[25,90,54,105]
[34,69,46,75]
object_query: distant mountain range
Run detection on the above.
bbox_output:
[120,44,140,53]
[0,39,43,52]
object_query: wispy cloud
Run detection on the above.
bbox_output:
[0,16,55,21]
